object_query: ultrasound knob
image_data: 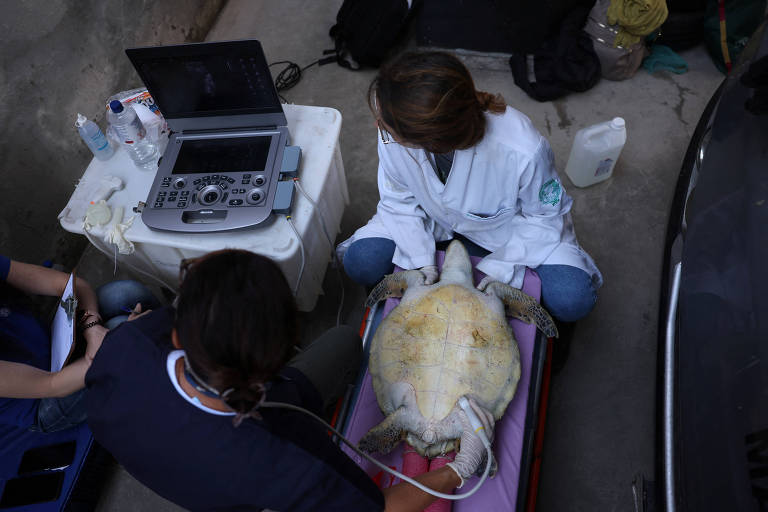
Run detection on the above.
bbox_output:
[173,178,187,189]
[198,185,221,206]
[246,188,265,205]
[252,175,266,187]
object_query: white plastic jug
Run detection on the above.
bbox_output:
[564,117,627,187]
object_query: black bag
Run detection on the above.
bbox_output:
[509,5,601,101]
[328,0,415,70]
[655,10,707,51]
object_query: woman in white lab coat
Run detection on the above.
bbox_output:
[338,51,602,322]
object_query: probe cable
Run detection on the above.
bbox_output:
[293,179,335,253]
[292,178,346,327]
[259,400,493,501]
[284,215,306,296]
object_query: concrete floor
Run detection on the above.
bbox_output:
[0,0,224,271]
[84,0,725,510]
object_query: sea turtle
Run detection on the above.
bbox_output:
[359,240,558,458]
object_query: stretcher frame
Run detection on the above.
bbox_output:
[333,274,556,511]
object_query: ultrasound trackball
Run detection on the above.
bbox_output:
[246,188,265,205]
[198,185,221,206]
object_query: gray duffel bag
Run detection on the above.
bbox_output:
[584,0,649,81]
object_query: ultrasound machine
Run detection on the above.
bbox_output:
[125,40,299,233]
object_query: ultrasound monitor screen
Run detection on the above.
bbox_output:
[172,137,272,174]
[127,41,282,119]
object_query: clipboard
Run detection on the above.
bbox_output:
[50,271,77,372]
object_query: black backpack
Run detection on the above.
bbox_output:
[509,4,601,101]
[328,0,416,69]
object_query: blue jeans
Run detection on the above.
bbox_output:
[97,280,161,327]
[33,280,159,432]
[343,237,597,322]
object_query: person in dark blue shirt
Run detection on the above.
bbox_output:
[86,249,489,511]
[0,254,156,431]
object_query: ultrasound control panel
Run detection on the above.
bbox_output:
[140,128,292,232]
[152,173,268,210]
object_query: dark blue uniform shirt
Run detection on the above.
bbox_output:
[85,307,384,512]
[0,254,50,428]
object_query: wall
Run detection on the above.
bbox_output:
[0,0,225,267]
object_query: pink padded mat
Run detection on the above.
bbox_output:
[342,255,541,511]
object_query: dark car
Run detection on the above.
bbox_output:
[656,17,768,512]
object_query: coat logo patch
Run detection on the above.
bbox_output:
[539,179,562,206]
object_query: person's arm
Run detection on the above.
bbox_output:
[71,272,107,361]
[7,259,107,360]
[1,258,107,395]
[6,260,100,317]
[0,358,90,398]
[6,259,100,312]
[5,260,72,297]
[375,142,437,270]
[74,276,100,325]
[476,138,572,288]
[382,466,460,512]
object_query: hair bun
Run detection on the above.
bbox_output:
[223,380,268,427]
[476,91,504,112]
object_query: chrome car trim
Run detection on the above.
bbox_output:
[664,262,682,512]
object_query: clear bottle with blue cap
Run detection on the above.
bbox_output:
[106,99,158,170]
[75,113,114,161]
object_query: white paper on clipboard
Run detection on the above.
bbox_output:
[51,273,76,372]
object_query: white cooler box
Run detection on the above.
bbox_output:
[60,105,346,312]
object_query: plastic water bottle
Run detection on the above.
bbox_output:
[107,100,158,170]
[75,113,114,161]
[564,117,627,187]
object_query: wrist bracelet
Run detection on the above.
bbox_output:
[80,320,100,332]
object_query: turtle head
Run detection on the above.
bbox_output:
[439,240,473,286]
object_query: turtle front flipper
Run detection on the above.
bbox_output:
[365,270,428,308]
[359,408,408,454]
[484,281,559,338]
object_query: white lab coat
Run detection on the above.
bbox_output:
[338,106,603,290]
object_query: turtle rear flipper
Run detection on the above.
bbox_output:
[484,281,559,338]
[359,408,407,454]
[365,270,428,308]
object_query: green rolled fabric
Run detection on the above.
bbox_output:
[643,44,689,74]
[607,0,668,48]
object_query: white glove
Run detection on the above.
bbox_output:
[419,265,439,285]
[476,275,494,291]
[446,398,495,488]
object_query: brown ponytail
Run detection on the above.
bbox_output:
[222,382,268,426]
[175,250,298,426]
[476,91,506,114]
[369,50,507,154]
